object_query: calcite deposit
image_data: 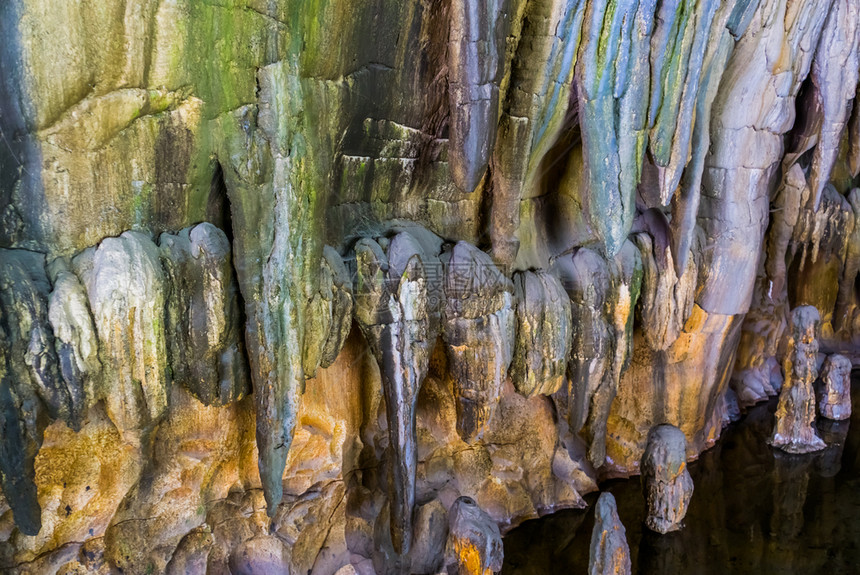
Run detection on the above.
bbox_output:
[0,0,858,572]
[588,492,631,575]
[641,424,694,534]
[770,306,827,454]
[818,354,852,420]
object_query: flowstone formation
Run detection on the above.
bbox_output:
[0,0,859,572]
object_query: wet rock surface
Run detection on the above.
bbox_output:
[1,0,860,571]
[641,424,694,534]
[442,241,515,443]
[588,492,631,575]
[818,354,852,421]
[770,306,827,454]
[445,496,503,575]
[353,232,437,555]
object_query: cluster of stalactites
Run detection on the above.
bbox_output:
[0,221,364,538]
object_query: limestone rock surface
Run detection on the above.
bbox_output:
[818,353,852,421]
[641,424,694,534]
[770,306,827,454]
[588,492,631,575]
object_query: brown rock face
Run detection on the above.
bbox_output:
[818,353,852,421]
[770,306,827,454]
[588,492,631,575]
[641,424,694,534]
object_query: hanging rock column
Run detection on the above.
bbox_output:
[769,306,827,453]
[818,353,852,421]
[353,232,436,555]
[442,241,516,442]
[641,424,694,534]
[158,223,249,407]
[510,270,572,397]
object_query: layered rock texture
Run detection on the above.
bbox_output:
[588,492,631,575]
[0,0,859,572]
[818,353,852,420]
[769,306,827,454]
[641,424,694,534]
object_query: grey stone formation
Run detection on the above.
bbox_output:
[409,500,448,575]
[445,496,503,575]
[510,269,572,397]
[641,424,694,534]
[73,231,169,435]
[159,223,249,406]
[588,492,631,575]
[353,232,437,555]
[448,0,508,194]
[770,306,827,454]
[818,353,852,421]
[442,241,515,443]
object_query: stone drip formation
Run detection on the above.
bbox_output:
[1,0,860,573]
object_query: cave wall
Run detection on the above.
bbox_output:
[0,0,859,572]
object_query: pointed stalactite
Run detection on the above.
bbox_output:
[576,0,646,257]
[448,0,509,194]
[159,223,249,406]
[510,270,572,397]
[559,248,612,442]
[808,0,860,209]
[73,231,168,434]
[353,233,435,555]
[648,0,720,204]
[618,0,659,213]
[212,60,324,517]
[443,241,515,443]
[489,0,587,265]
